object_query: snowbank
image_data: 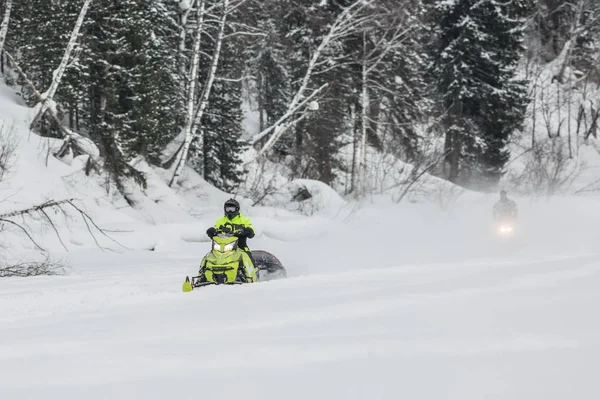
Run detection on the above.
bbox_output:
[260,179,347,216]
[0,80,242,262]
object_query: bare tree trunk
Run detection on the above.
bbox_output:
[532,80,537,149]
[444,130,461,183]
[31,0,93,128]
[178,0,196,80]
[170,0,227,187]
[358,32,369,197]
[169,0,206,187]
[349,104,358,194]
[0,0,12,55]
[556,81,561,136]
[568,69,573,158]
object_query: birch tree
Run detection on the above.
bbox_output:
[249,0,373,160]
[30,0,92,129]
[178,0,196,79]
[4,51,100,163]
[354,8,416,196]
[170,0,230,187]
[0,0,12,55]
[553,0,585,84]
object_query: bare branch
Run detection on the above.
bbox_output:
[249,0,373,156]
[38,208,69,252]
[0,256,67,278]
[0,199,74,220]
[67,200,131,250]
[0,218,45,251]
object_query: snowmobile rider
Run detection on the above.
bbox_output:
[493,190,518,220]
[206,198,255,258]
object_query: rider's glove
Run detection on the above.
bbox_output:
[242,227,255,238]
[206,227,217,238]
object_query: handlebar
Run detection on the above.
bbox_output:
[216,227,245,237]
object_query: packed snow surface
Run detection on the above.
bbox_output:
[2,195,600,400]
[1,68,600,399]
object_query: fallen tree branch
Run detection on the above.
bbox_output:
[39,208,69,252]
[67,200,131,250]
[0,198,130,254]
[0,199,73,220]
[0,218,45,251]
[0,256,67,278]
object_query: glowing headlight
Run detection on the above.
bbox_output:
[499,226,513,233]
[213,242,235,252]
[223,243,235,252]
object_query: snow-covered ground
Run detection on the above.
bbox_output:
[2,73,600,399]
[2,194,600,400]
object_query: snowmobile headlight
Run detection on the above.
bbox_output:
[223,243,236,252]
[213,242,235,252]
[499,226,513,233]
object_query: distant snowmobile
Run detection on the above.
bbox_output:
[182,228,286,292]
[493,190,518,240]
[495,217,516,239]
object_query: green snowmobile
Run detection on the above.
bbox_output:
[182,227,257,292]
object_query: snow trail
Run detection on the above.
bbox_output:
[1,242,600,399]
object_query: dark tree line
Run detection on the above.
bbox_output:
[0,0,597,196]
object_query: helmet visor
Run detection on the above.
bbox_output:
[225,206,238,213]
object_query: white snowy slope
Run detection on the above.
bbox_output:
[2,194,600,400]
[1,78,600,399]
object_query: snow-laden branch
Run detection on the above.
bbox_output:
[30,0,93,128]
[365,26,414,75]
[249,0,372,159]
[0,0,12,55]
[251,83,329,158]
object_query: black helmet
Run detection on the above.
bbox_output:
[224,198,240,219]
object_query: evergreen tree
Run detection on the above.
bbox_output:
[119,0,184,165]
[9,0,72,104]
[78,0,184,188]
[184,0,246,192]
[426,0,532,187]
[193,37,246,192]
